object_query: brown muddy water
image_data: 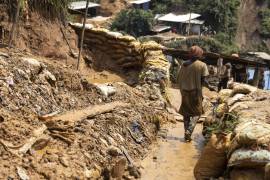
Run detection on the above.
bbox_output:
[140,122,205,180]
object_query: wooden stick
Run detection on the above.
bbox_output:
[77,0,90,70]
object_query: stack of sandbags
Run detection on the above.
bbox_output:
[214,83,258,117]
[70,23,170,85]
[139,41,169,84]
[226,120,270,178]
[70,23,143,68]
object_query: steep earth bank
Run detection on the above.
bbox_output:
[236,0,270,51]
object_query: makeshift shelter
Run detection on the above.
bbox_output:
[151,25,171,34]
[69,1,100,18]
[157,13,204,35]
[129,0,151,10]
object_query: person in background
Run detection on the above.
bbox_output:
[258,69,265,89]
[218,63,232,91]
[177,46,214,142]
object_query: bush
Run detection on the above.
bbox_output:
[259,9,270,37]
[110,9,154,37]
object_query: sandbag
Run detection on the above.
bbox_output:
[265,162,270,179]
[141,41,163,50]
[229,102,249,114]
[105,31,123,39]
[230,167,265,180]
[216,103,229,118]
[118,35,136,42]
[229,120,270,153]
[228,149,270,168]
[194,134,231,180]
[231,83,257,96]
[227,94,245,106]
[217,89,233,103]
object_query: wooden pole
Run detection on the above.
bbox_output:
[8,0,21,49]
[77,0,90,70]
[187,12,192,36]
[252,66,260,87]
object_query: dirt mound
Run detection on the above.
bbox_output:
[0,50,171,179]
[0,5,78,60]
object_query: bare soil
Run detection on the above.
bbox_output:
[0,50,172,179]
[235,0,269,51]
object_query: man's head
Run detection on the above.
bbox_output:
[189,46,204,60]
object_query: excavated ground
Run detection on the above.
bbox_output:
[0,49,174,179]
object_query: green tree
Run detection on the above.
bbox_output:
[151,0,183,14]
[259,8,270,37]
[111,9,154,37]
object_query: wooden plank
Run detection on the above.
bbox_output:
[50,101,130,123]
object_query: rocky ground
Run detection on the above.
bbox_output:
[0,49,173,179]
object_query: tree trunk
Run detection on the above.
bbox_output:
[77,0,90,70]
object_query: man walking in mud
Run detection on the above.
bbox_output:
[177,46,213,142]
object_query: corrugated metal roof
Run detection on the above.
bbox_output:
[183,19,204,25]
[158,13,201,23]
[69,1,100,10]
[248,52,270,61]
[152,25,171,32]
[130,0,151,4]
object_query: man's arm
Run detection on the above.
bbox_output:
[201,63,215,91]
[202,77,215,91]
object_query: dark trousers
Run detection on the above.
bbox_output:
[218,77,229,91]
[183,116,200,135]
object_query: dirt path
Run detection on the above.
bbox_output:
[140,123,204,180]
[140,87,205,180]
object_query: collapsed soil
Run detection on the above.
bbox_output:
[0,50,172,179]
[0,6,78,60]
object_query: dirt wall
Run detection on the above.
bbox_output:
[235,0,269,51]
[0,5,78,60]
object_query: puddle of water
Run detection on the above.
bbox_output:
[140,123,204,180]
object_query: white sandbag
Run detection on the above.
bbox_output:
[227,94,245,106]
[95,84,116,97]
[229,102,249,113]
[218,89,232,103]
[228,149,270,168]
[229,120,270,153]
[106,31,123,38]
[231,83,257,96]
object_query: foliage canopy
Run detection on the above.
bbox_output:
[111,9,154,37]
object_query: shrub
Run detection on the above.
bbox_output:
[259,9,270,37]
[111,9,154,37]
